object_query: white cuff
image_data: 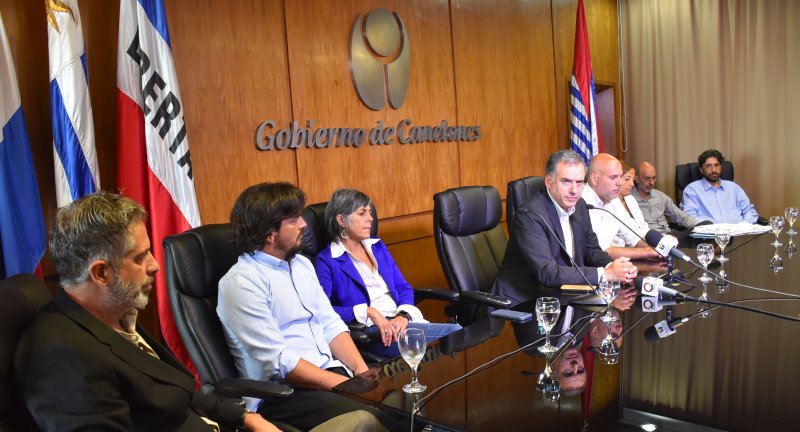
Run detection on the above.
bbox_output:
[396,304,428,324]
[352,304,371,326]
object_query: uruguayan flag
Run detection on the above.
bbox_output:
[47,0,100,207]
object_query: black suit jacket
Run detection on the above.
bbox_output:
[492,189,612,305]
[15,289,244,432]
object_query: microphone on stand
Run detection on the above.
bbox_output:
[643,316,692,341]
[583,203,689,262]
[644,230,691,262]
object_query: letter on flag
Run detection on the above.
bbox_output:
[117,0,201,376]
[569,0,603,165]
[46,0,101,207]
[1,12,46,279]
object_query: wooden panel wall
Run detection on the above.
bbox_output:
[2,0,621,340]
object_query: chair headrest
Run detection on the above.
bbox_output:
[301,202,378,257]
[434,186,502,236]
[164,224,238,299]
[507,176,546,221]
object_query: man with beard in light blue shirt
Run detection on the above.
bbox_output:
[680,149,758,224]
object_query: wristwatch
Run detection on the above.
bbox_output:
[236,409,256,431]
[395,310,412,321]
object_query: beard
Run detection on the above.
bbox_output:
[106,274,153,312]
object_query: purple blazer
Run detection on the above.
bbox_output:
[315,238,415,323]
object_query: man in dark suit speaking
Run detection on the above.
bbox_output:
[493,150,638,305]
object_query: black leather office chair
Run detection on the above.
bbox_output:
[163,225,295,417]
[0,273,51,431]
[433,186,513,325]
[674,161,734,205]
[506,176,546,231]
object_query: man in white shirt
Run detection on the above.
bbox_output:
[582,153,661,260]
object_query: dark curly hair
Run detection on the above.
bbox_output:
[230,182,305,255]
[697,149,725,166]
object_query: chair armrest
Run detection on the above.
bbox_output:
[413,287,460,304]
[459,291,513,309]
[213,378,294,401]
[345,321,372,345]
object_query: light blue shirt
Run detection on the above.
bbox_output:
[680,178,758,224]
[217,251,348,396]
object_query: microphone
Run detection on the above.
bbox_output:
[633,276,683,298]
[635,276,689,312]
[583,203,669,257]
[643,316,692,341]
[644,230,691,262]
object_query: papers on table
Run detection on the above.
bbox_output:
[691,222,772,238]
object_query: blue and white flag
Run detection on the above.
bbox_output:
[569,0,603,166]
[47,0,100,207]
[1,12,46,279]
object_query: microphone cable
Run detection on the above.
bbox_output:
[684,259,800,299]
[616,296,800,344]
[584,203,666,258]
[670,292,800,323]
[519,208,598,290]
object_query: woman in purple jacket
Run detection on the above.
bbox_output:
[315,189,461,358]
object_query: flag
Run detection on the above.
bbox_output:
[117,0,201,376]
[47,0,100,207]
[569,0,603,166]
[0,12,46,279]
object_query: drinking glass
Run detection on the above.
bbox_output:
[715,228,731,264]
[697,284,711,318]
[785,237,798,258]
[769,247,784,274]
[398,328,427,393]
[537,355,560,402]
[536,297,561,354]
[696,243,714,284]
[770,216,785,247]
[785,207,799,236]
[597,274,621,324]
[598,334,620,365]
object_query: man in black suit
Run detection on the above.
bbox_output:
[14,192,380,431]
[493,150,638,305]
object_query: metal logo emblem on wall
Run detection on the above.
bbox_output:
[349,9,410,111]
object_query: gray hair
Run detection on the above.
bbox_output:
[49,192,148,288]
[324,189,371,241]
[545,149,586,178]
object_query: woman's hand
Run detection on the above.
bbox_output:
[388,315,409,341]
[367,307,394,347]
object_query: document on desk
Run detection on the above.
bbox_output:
[691,222,771,238]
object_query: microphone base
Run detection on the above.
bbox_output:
[663,257,694,290]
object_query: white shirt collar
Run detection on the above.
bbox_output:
[582,185,607,208]
[331,238,380,258]
[546,190,576,218]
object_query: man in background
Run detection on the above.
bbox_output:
[680,149,758,224]
[634,161,702,233]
